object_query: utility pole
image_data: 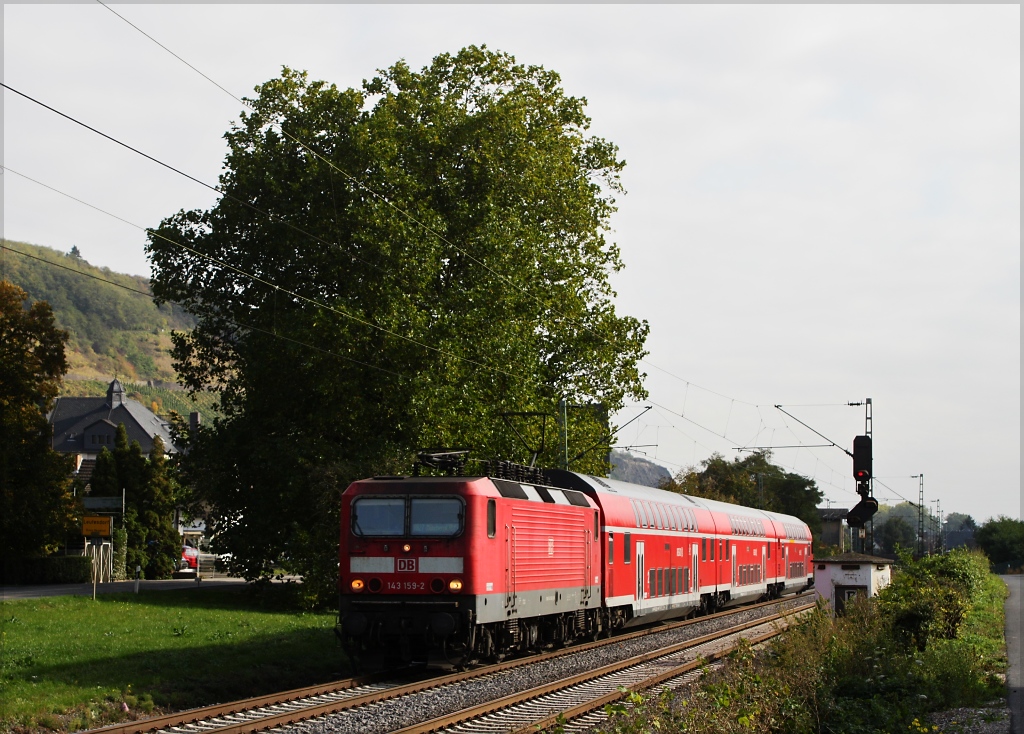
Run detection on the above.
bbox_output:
[914,474,925,557]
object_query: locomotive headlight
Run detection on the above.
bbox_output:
[448,578,463,592]
[350,578,365,592]
[402,543,412,553]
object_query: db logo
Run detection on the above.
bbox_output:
[397,558,417,572]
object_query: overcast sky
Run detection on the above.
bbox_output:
[3,4,1019,523]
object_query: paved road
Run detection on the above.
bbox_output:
[1,576,249,601]
[1006,575,1022,734]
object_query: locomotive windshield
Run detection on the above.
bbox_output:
[351,496,464,537]
[410,498,462,536]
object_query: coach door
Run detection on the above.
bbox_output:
[691,544,699,595]
[583,526,593,601]
[505,525,517,610]
[635,541,646,609]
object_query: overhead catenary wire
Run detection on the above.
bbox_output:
[1,242,409,380]
[1,165,528,383]
[14,8,886,484]
[92,1,762,409]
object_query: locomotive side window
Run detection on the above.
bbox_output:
[352,497,405,536]
[624,532,631,564]
[410,498,463,536]
[487,499,496,538]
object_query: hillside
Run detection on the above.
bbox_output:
[3,240,219,420]
[609,449,672,487]
[2,239,193,382]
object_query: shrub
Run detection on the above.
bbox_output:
[2,555,92,584]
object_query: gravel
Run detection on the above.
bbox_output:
[926,706,1011,734]
[280,597,809,734]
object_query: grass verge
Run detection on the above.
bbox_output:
[599,550,1008,734]
[0,585,343,733]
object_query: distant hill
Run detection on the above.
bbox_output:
[2,239,193,382]
[3,240,218,420]
[609,449,672,487]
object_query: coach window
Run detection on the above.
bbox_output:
[624,532,631,564]
[710,537,715,561]
[701,537,706,561]
[487,499,496,538]
[631,501,641,528]
[608,532,614,564]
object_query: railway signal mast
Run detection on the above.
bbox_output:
[845,399,878,550]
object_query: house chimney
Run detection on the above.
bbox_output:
[189,411,201,433]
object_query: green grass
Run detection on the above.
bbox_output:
[0,587,344,733]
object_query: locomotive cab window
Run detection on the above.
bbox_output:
[352,497,405,536]
[487,499,496,538]
[352,496,464,537]
[410,498,463,536]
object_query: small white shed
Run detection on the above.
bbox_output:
[814,552,894,614]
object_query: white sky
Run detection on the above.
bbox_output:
[3,4,1020,523]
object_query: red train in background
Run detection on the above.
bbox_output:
[337,459,813,664]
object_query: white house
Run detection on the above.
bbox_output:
[814,552,894,613]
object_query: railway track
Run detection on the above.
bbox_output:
[86,593,814,734]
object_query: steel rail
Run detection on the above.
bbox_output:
[86,592,814,734]
[511,619,802,734]
[388,601,816,734]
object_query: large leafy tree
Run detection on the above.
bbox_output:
[975,516,1024,568]
[0,280,77,559]
[147,47,648,596]
[661,451,824,537]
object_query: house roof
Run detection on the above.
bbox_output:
[48,381,177,455]
[816,552,895,565]
[818,507,851,522]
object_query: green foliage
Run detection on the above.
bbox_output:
[878,515,916,555]
[620,559,1005,734]
[2,240,194,382]
[87,429,180,579]
[975,516,1024,568]
[878,548,989,650]
[661,451,823,536]
[112,526,128,581]
[0,280,78,560]
[2,555,92,585]
[147,48,648,598]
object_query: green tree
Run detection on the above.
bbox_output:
[878,515,916,555]
[147,48,648,597]
[0,280,77,559]
[88,425,180,578]
[140,436,179,578]
[975,516,1024,568]
[661,451,823,536]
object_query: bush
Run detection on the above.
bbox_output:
[112,527,128,581]
[617,552,1006,734]
[2,555,92,585]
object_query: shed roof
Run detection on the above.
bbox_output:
[816,552,894,565]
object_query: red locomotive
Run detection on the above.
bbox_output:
[337,457,813,664]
